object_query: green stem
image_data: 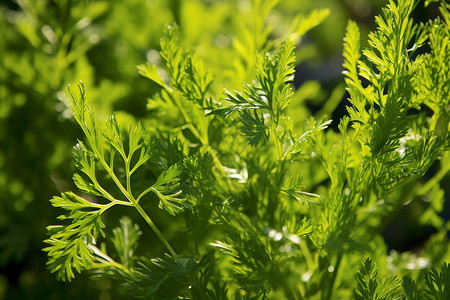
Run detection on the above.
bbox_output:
[134,202,178,258]
[272,126,283,160]
[299,239,315,272]
[325,254,342,300]
[166,87,226,176]
[98,200,134,214]
[99,153,178,257]
[416,157,450,196]
[89,244,133,276]
[91,173,128,205]
[91,262,131,276]
[136,186,153,203]
[99,159,133,202]
[125,156,132,195]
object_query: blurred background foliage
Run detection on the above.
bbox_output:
[0,0,447,299]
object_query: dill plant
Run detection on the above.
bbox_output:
[44,0,450,298]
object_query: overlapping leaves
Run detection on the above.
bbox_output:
[353,258,450,300]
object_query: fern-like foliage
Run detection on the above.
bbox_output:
[402,275,423,300]
[424,263,450,299]
[125,254,201,299]
[43,0,450,299]
[44,83,184,281]
[111,216,141,270]
[353,258,403,300]
[140,24,214,109]
[342,0,449,194]
[354,258,450,300]
[214,39,296,146]
[45,192,106,281]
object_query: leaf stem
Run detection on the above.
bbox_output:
[98,200,134,214]
[166,87,226,176]
[136,186,153,203]
[89,244,133,276]
[98,148,178,257]
[99,158,133,202]
[272,128,283,160]
[134,202,178,258]
[125,156,132,195]
[325,254,342,300]
[299,239,315,271]
[416,154,450,196]
[91,175,127,205]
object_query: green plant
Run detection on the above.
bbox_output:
[0,0,175,297]
[44,0,449,299]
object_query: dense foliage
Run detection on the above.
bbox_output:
[1,0,449,299]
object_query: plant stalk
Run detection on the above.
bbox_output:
[134,202,178,258]
[324,254,342,300]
